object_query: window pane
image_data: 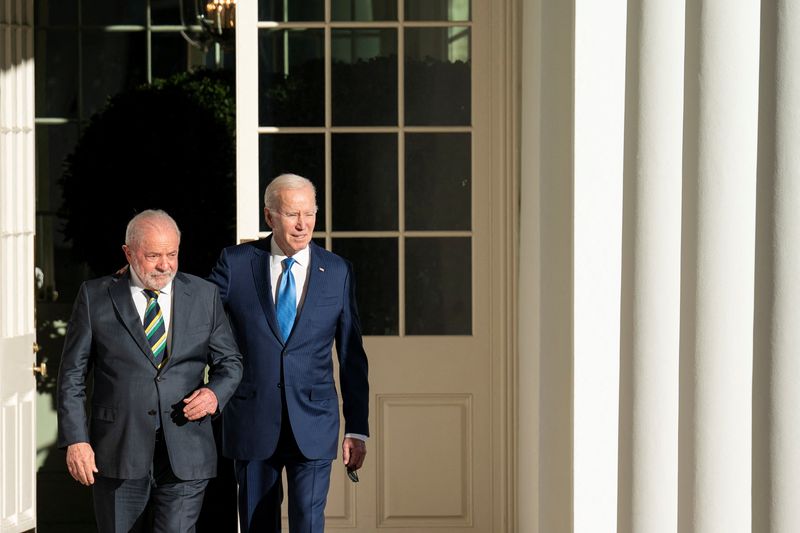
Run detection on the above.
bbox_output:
[151,0,181,25]
[333,238,399,335]
[151,33,189,80]
[405,27,470,126]
[36,124,80,213]
[405,0,470,21]
[406,237,471,335]
[35,29,78,118]
[259,134,325,232]
[81,0,145,25]
[82,31,147,117]
[36,0,78,26]
[332,0,396,21]
[332,134,397,231]
[200,47,237,71]
[259,29,324,127]
[259,0,323,22]
[405,133,470,230]
[332,29,397,126]
[35,124,82,299]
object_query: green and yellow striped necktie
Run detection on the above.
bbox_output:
[143,289,167,365]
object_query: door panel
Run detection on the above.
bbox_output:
[0,1,37,531]
[237,0,498,530]
[0,336,37,533]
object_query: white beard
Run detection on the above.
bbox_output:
[130,261,176,290]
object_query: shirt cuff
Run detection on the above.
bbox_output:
[344,433,368,441]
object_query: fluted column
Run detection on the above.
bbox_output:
[618,0,684,532]
[765,15,800,524]
[679,1,760,532]
[573,0,626,531]
[753,1,800,532]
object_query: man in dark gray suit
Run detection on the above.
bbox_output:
[57,209,243,532]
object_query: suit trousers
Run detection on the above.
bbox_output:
[235,414,333,533]
[92,430,208,533]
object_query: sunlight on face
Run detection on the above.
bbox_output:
[123,222,179,290]
[265,185,317,256]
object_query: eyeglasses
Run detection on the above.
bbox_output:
[347,468,359,483]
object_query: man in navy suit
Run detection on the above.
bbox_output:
[209,174,369,533]
[57,209,243,532]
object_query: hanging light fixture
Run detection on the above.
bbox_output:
[179,0,237,51]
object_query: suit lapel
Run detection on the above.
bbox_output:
[294,242,329,329]
[108,273,158,368]
[251,238,284,343]
[161,273,190,371]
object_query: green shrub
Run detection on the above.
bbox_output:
[61,69,236,277]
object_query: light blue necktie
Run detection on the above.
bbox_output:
[276,257,297,342]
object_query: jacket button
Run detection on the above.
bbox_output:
[156,376,162,382]
[277,383,283,389]
[147,409,157,416]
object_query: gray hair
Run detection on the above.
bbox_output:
[264,173,317,211]
[125,209,181,248]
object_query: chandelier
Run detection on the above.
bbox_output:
[179,0,237,50]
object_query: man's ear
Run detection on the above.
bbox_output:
[264,207,274,229]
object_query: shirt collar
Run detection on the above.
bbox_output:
[128,266,173,295]
[270,238,310,268]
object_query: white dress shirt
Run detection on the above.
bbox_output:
[129,267,173,333]
[269,240,310,309]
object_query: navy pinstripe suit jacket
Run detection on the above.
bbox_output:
[210,238,369,461]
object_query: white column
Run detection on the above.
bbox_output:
[617,1,684,532]
[0,0,37,530]
[679,1,760,532]
[573,1,626,532]
[757,1,800,531]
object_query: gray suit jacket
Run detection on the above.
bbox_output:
[57,271,242,480]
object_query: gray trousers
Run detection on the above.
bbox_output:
[92,431,209,533]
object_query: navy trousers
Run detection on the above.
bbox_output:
[235,418,332,533]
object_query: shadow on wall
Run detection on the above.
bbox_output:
[36,305,96,533]
[35,69,238,532]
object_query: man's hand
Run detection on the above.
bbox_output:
[342,437,367,472]
[183,387,218,421]
[66,442,98,486]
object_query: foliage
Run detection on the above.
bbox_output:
[259,55,470,126]
[61,69,236,277]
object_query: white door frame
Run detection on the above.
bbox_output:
[234,1,520,531]
[0,0,38,531]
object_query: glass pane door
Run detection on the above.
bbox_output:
[256,0,473,336]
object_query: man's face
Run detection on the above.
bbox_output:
[265,185,317,256]
[123,223,179,290]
